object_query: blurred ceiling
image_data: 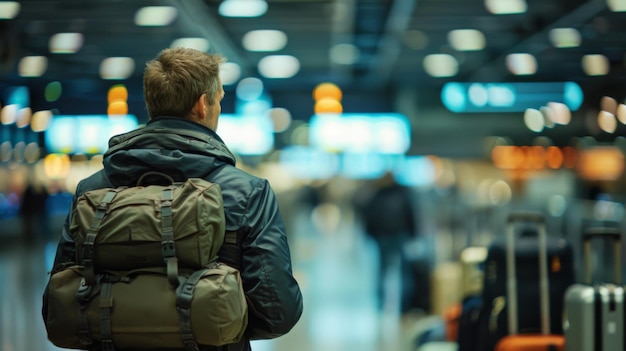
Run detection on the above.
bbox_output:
[3,0,626,93]
[2,0,626,156]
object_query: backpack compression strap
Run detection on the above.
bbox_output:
[75,189,119,349]
[176,267,213,351]
[161,186,180,287]
[80,189,119,284]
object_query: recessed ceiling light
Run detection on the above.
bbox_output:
[236,77,264,101]
[242,30,287,52]
[448,29,486,51]
[582,54,609,76]
[506,53,537,75]
[134,6,177,26]
[423,54,459,77]
[170,38,210,52]
[0,1,20,19]
[219,0,268,18]
[329,44,360,65]
[258,55,300,79]
[608,0,626,12]
[598,110,617,133]
[18,56,48,77]
[549,28,581,48]
[100,57,135,80]
[220,62,242,86]
[403,30,429,50]
[524,108,544,132]
[485,0,527,14]
[49,32,84,54]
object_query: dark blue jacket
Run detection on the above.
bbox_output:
[44,117,303,351]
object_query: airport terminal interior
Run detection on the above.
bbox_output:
[3,0,626,350]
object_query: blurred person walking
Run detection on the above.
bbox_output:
[42,47,303,351]
[356,171,423,315]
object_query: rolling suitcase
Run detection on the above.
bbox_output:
[470,211,574,351]
[563,227,624,351]
[494,211,565,351]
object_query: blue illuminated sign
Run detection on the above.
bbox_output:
[441,81,583,113]
[45,115,138,154]
[309,113,411,154]
[217,113,274,155]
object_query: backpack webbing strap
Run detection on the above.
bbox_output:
[176,269,208,351]
[82,190,118,284]
[161,187,180,287]
[99,281,115,351]
[76,278,94,347]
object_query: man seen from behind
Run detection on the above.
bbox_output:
[42,47,303,351]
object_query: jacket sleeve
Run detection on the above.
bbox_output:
[241,179,303,339]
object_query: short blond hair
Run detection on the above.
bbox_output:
[143,47,226,119]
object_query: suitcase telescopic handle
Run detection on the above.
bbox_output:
[505,211,550,336]
[582,227,622,284]
[507,211,545,224]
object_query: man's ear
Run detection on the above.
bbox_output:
[194,93,208,119]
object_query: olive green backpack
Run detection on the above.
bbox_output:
[45,172,248,350]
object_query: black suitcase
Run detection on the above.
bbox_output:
[471,211,575,351]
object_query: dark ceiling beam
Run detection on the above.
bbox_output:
[173,0,252,76]
[362,0,418,88]
[329,0,357,84]
[467,0,607,82]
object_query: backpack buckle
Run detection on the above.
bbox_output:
[162,241,176,260]
[76,278,91,304]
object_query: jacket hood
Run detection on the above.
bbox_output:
[103,117,237,186]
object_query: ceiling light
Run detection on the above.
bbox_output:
[258,55,300,79]
[170,38,210,52]
[100,57,135,80]
[547,102,571,125]
[1,104,18,125]
[236,77,264,101]
[598,110,617,133]
[403,30,429,50]
[16,107,31,128]
[31,110,52,132]
[423,54,459,77]
[549,28,581,48]
[485,0,527,14]
[448,29,486,51]
[582,54,609,76]
[220,62,242,86]
[601,96,618,114]
[242,30,287,52]
[0,1,19,19]
[49,32,84,54]
[219,0,268,18]
[329,44,360,65]
[608,0,626,12]
[18,56,48,77]
[524,108,544,132]
[506,53,537,75]
[540,106,555,128]
[134,6,177,26]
